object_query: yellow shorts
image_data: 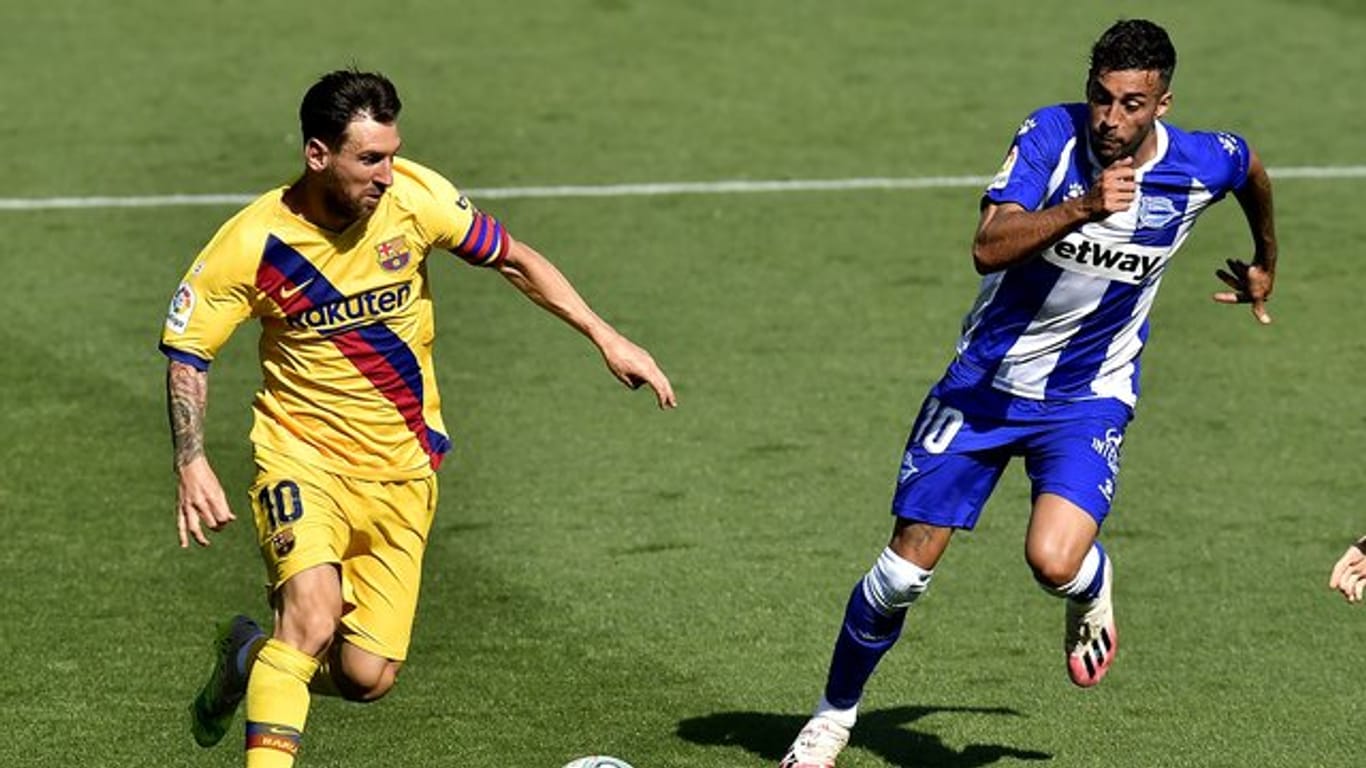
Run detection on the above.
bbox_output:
[249,452,438,661]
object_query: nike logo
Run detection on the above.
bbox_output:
[267,725,301,736]
[280,279,314,300]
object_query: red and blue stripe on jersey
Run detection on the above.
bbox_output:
[256,235,451,469]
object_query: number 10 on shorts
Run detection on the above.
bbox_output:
[258,480,304,530]
[912,397,964,455]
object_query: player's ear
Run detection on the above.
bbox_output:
[304,137,332,172]
[1155,90,1172,119]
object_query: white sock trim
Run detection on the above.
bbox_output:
[814,694,858,729]
[862,547,934,613]
[1042,543,1101,599]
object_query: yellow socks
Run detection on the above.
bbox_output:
[307,648,343,698]
[244,639,318,768]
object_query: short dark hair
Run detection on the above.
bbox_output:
[1089,19,1177,88]
[299,69,402,148]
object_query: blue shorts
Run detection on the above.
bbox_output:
[890,380,1133,530]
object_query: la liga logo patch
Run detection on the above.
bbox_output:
[988,145,1018,191]
[165,282,196,333]
[376,236,411,272]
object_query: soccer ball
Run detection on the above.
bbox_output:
[560,757,635,768]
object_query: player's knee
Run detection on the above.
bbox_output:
[338,677,393,703]
[338,660,401,703]
[277,609,342,656]
[275,573,345,655]
[1026,545,1082,591]
[864,547,934,611]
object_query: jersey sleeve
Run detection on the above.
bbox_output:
[1195,131,1252,196]
[397,159,510,268]
[983,106,1074,211]
[158,223,261,370]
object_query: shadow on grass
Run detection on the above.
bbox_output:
[677,705,1052,767]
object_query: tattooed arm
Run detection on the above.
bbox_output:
[167,360,235,547]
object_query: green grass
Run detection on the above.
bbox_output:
[2,1,1365,766]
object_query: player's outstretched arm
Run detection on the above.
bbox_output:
[1330,538,1366,603]
[1213,149,1277,325]
[166,360,236,547]
[495,237,677,409]
[972,158,1136,274]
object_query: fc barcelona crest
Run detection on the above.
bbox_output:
[270,529,296,558]
[376,236,411,272]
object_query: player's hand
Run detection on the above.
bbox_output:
[1082,157,1136,219]
[1212,258,1274,325]
[598,333,677,410]
[176,456,236,548]
[1330,539,1366,603]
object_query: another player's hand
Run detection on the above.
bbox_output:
[1212,258,1274,325]
[176,456,236,548]
[598,333,677,410]
[1082,157,1136,219]
[1330,539,1366,603]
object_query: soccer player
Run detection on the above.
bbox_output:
[780,19,1277,767]
[162,69,675,768]
[1329,538,1366,602]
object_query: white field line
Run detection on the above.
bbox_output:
[1,165,1362,211]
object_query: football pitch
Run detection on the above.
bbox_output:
[3,1,1365,766]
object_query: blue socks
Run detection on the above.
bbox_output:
[823,580,908,710]
[819,548,933,719]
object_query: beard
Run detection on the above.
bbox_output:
[319,170,373,226]
[1091,128,1147,165]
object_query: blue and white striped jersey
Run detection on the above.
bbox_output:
[950,103,1251,408]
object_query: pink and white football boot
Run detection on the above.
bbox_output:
[1065,556,1117,687]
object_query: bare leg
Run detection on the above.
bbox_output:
[1026,493,1116,686]
[274,564,345,656]
[889,518,956,570]
[316,640,403,702]
[1024,493,1098,589]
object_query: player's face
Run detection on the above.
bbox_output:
[1086,69,1171,165]
[312,116,402,225]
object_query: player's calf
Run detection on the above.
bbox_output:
[311,640,403,702]
[820,547,933,722]
[334,658,401,702]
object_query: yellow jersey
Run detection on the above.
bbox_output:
[160,158,507,480]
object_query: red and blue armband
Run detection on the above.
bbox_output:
[452,211,509,267]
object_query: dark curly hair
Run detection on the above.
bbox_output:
[1089,19,1176,88]
[299,69,402,148]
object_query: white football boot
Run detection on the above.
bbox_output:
[779,716,850,768]
[1064,556,1116,687]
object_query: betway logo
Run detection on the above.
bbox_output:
[1042,234,1166,284]
[286,284,412,333]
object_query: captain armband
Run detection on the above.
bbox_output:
[451,211,509,268]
